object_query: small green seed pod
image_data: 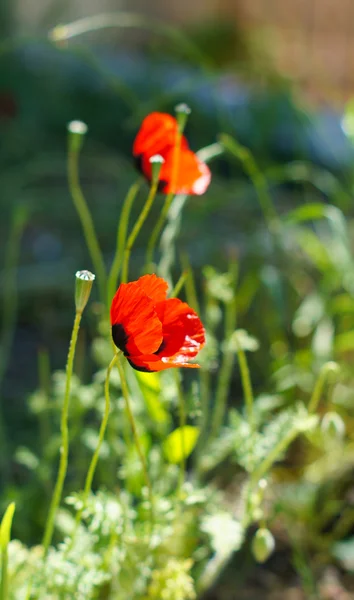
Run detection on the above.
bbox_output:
[75,270,95,313]
[251,528,275,563]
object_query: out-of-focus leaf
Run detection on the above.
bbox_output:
[135,371,169,425]
[163,426,199,464]
[333,537,354,571]
[335,331,354,353]
[292,293,325,338]
[331,294,354,315]
[0,503,15,550]
[312,318,334,360]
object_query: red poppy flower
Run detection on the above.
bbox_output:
[133,112,211,195]
[110,274,205,372]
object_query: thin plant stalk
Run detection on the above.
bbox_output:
[0,205,27,481]
[174,370,186,494]
[170,270,188,299]
[67,133,107,303]
[107,179,142,306]
[180,253,201,313]
[42,310,82,555]
[116,356,154,524]
[220,134,279,232]
[235,345,255,434]
[308,361,340,414]
[195,294,216,463]
[210,260,238,438]
[121,180,160,284]
[146,126,183,270]
[73,352,118,532]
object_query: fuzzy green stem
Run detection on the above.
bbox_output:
[236,346,255,433]
[174,370,186,494]
[121,181,159,283]
[107,179,142,306]
[68,134,107,303]
[74,352,117,532]
[146,128,183,270]
[308,361,340,414]
[210,261,238,438]
[116,356,154,524]
[220,134,279,232]
[42,310,82,554]
[170,271,188,299]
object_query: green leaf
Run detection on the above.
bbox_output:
[335,331,354,353]
[163,426,199,464]
[0,502,15,550]
[135,371,169,425]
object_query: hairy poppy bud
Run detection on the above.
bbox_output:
[252,528,275,563]
[149,154,164,185]
[67,120,88,153]
[75,270,95,313]
[321,411,345,439]
[175,102,191,134]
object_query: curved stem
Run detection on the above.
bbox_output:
[73,353,118,533]
[146,131,182,270]
[107,179,142,306]
[220,134,279,232]
[174,371,186,495]
[210,260,238,438]
[236,346,255,433]
[116,357,154,524]
[121,181,159,283]
[146,191,174,270]
[67,137,107,303]
[42,310,82,554]
[308,361,340,414]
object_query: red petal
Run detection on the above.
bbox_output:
[133,112,180,158]
[141,146,211,195]
[155,298,206,359]
[110,281,163,355]
[128,353,201,372]
[135,273,168,304]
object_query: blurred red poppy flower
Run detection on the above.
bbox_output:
[133,112,211,195]
[111,274,205,372]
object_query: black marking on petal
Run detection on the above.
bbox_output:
[155,338,167,355]
[127,358,154,373]
[157,179,168,192]
[112,324,129,354]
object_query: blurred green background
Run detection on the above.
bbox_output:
[2,0,354,597]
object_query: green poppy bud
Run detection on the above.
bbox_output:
[149,154,164,185]
[252,528,275,563]
[175,103,191,134]
[75,270,95,313]
[67,120,88,153]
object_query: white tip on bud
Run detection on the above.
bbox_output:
[175,103,191,134]
[75,270,95,313]
[149,154,165,185]
[67,121,88,153]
